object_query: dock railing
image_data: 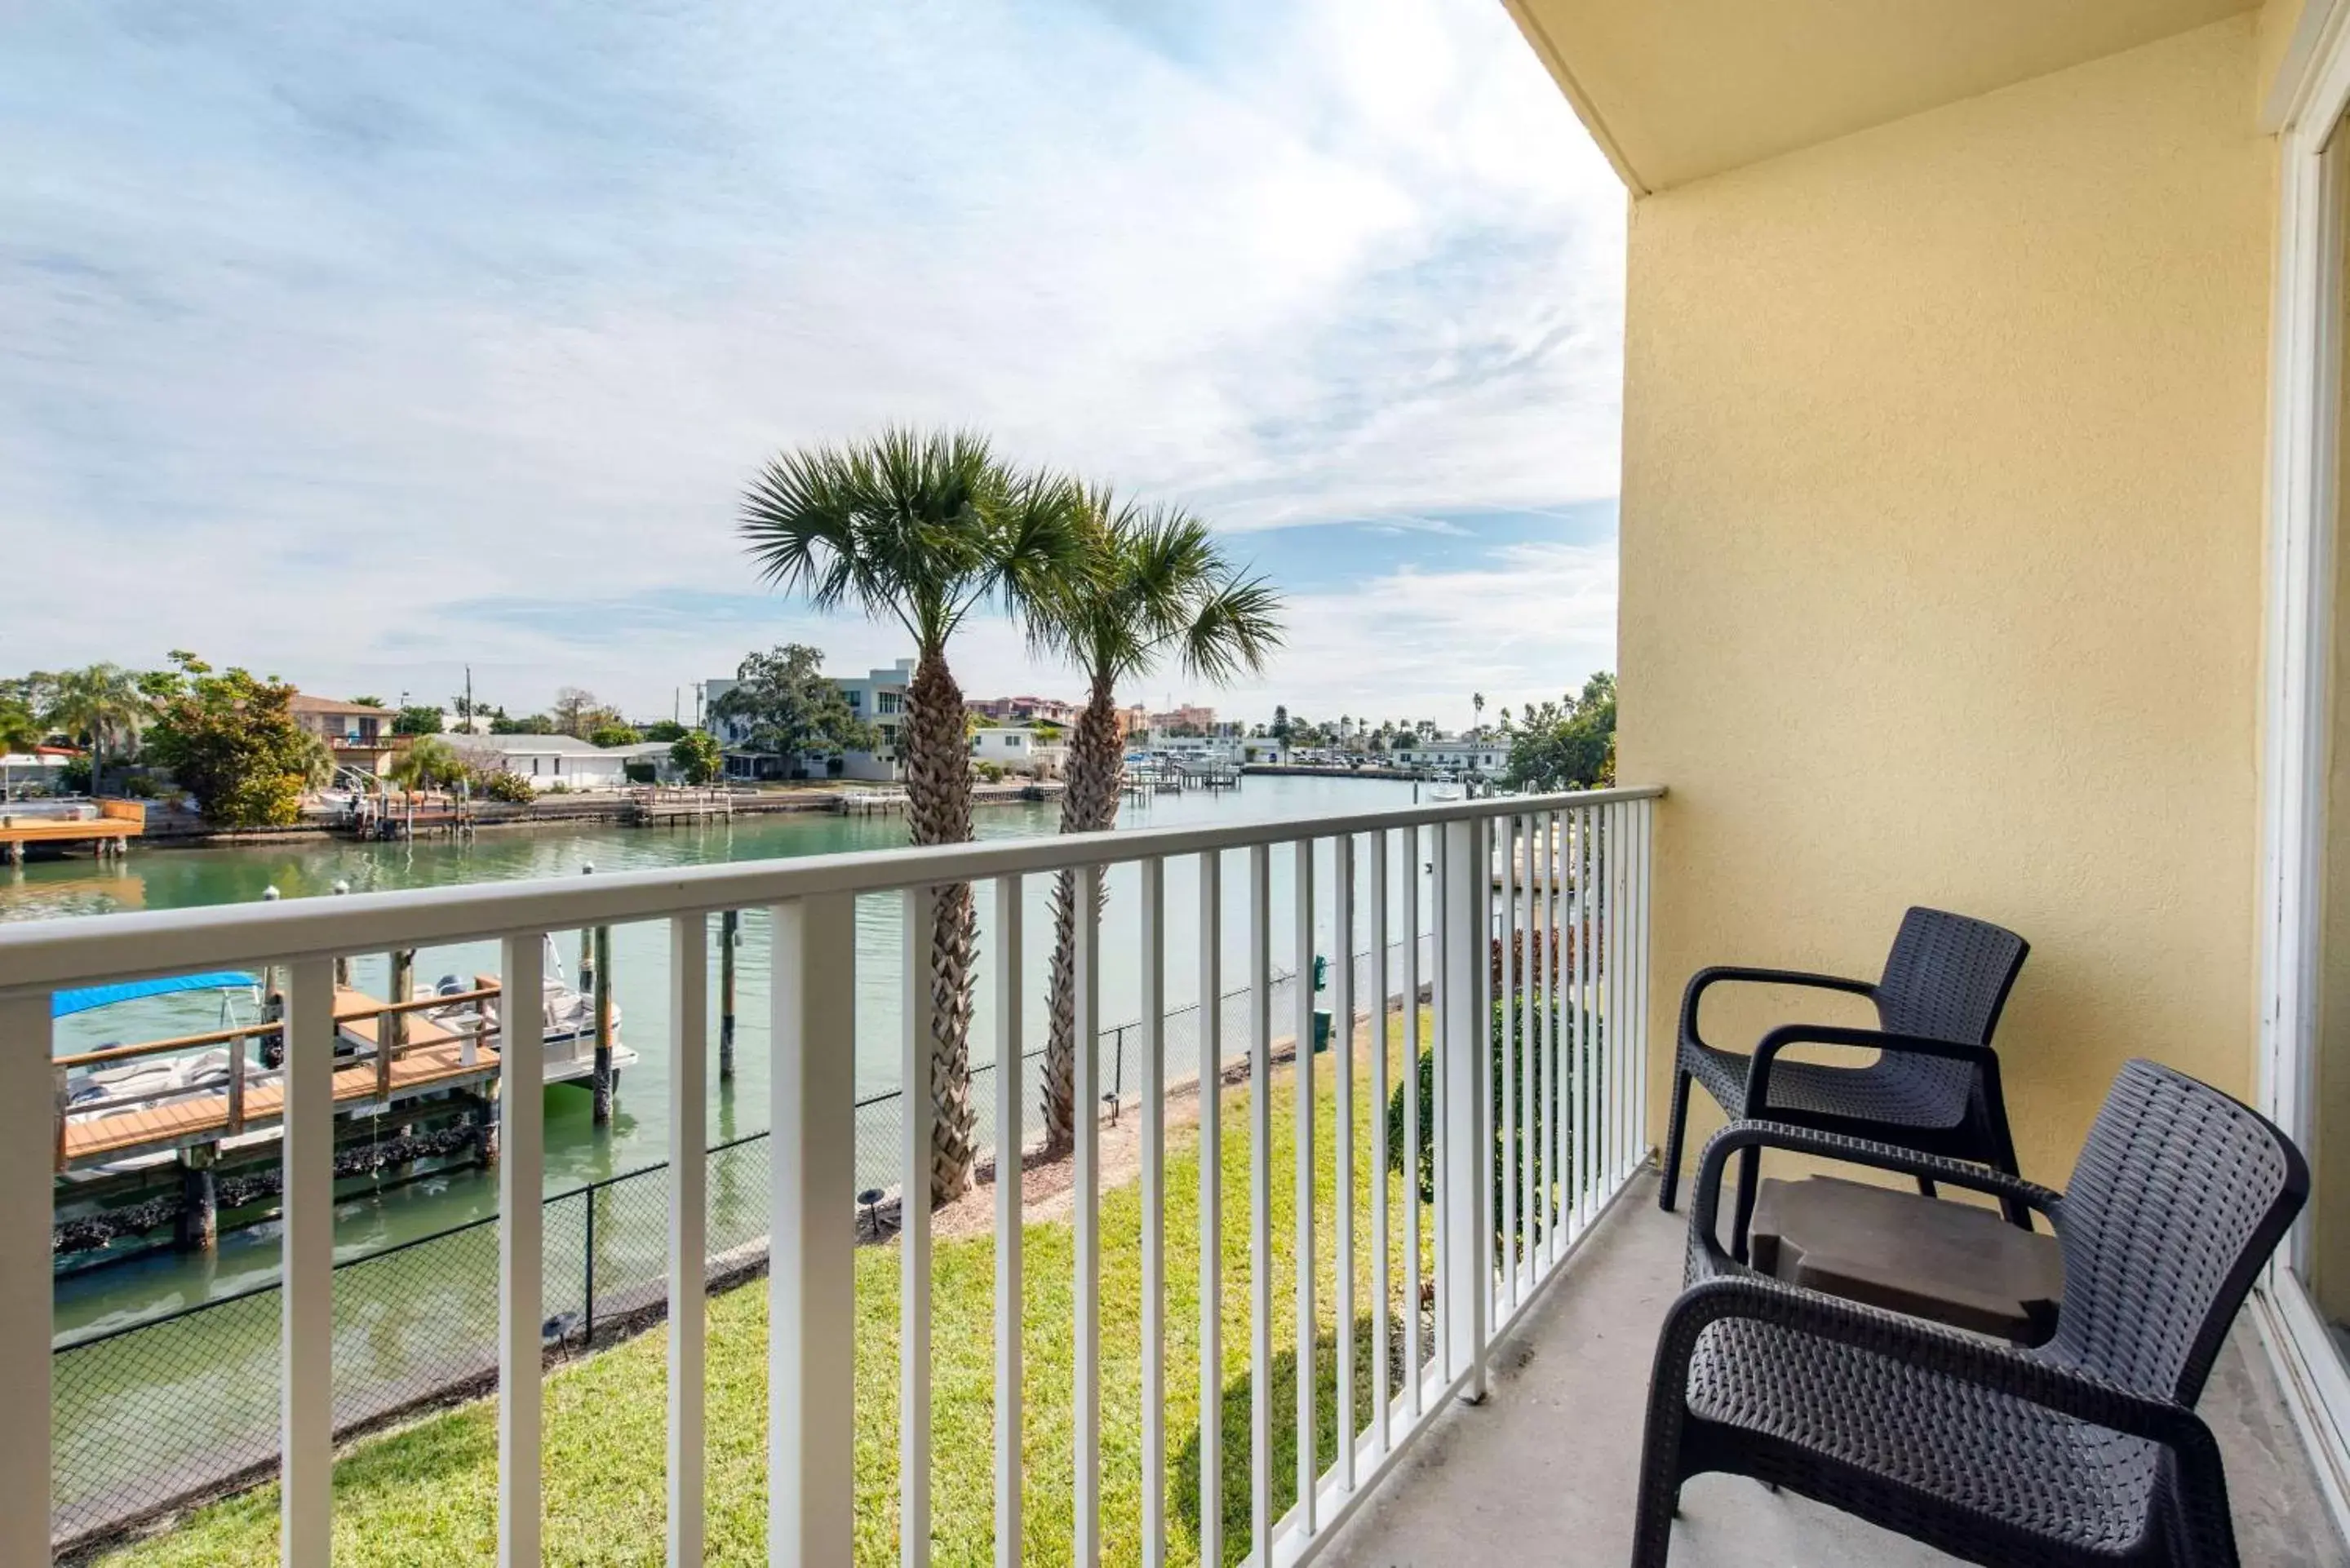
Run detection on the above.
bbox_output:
[1,783,1660,1566]
[50,983,501,1172]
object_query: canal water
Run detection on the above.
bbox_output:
[8,774,1434,1341]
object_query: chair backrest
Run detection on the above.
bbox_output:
[2048,1059,2309,1404]
[1873,906,2029,1045]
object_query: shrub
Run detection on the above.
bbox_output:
[1385,997,1558,1242]
[479,770,535,804]
[668,730,722,786]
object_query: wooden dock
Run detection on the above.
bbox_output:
[631,786,734,825]
[832,790,910,815]
[0,800,143,863]
[55,985,501,1172]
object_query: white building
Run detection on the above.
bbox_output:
[459,735,633,791]
[1388,735,1508,778]
[1140,733,1244,766]
[969,726,1066,778]
[704,658,911,783]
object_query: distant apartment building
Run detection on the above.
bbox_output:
[1147,702,1217,733]
[288,694,398,776]
[703,657,911,782]
[965,693,1079,727]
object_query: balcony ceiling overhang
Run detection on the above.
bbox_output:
[1503,0,2256,194]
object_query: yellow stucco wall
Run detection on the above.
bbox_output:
[1617,16,2277,1188]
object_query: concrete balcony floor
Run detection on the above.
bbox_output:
[1315,1173,2348,1568]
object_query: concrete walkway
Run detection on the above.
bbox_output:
[1314,1174,2347,1567]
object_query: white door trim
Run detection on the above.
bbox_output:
[2259,0,2350,1533]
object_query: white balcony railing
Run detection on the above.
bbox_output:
[0,783,1660,1566]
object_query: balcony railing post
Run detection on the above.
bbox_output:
[667,913,709,1567]
[498,932,547,1567]
[0,990,51,1565]
[1436,816,1489,1402]
[769,893,856,1566]
[282,958,337,1566]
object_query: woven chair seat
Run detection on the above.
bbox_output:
[1687,1317,2160,1552]
[1683,1036,1970,1130]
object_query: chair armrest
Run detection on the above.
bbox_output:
[1687,1121,2062,1272]
[1679,967,1876,1053]
[1745,1023,2000,1117]
[1653,1273,2218,1459]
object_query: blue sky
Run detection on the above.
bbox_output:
[1,0,1625,730]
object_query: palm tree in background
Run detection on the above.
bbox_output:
[741,427,1084,1203]
[1472,691,1486,734]
[1029,494,1283,1155]
[0,701,42,755]
[386,735,465,793]
[46,664,150,794]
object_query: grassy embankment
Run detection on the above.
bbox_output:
[102,1016,1436,1568]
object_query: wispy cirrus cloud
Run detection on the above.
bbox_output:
[0,0,1624,729]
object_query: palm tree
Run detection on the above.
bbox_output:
[0,701,41,755]
[1473,691,1486,734]
[46,663,150,794]
[0,700,41,802]
[741,427,1084,1203]
[386,735,464,793]
[1029,493,1283,1155]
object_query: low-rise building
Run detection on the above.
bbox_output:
[457,735,632,791]
[1387,735,1508,778]
[970,725,1066,778]
[704,657,911,782]
[1139,733,1244,767]
[289,694,399,776]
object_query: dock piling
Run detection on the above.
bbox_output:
[175,1149,218,1253]
[592,924,614,1125]
[719,910,738,1082]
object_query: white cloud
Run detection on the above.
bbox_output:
[1213,540,1618,727]
[0,0,1625,722]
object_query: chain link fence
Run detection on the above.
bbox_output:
[51,936,1433,1551]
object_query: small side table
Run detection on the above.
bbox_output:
[1749,1176,2064,1344]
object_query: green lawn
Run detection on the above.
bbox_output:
[99,1015,1437,1567]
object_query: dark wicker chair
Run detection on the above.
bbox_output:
[1633,1059,2309,1568]
[1661,906,2031,1257]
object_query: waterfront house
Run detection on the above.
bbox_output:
[286,694,397,777]
[969,724,1066,778]
[12,5,2350,1564]
[705,656,910,782]
[459,734,631,791]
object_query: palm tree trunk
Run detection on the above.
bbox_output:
[905,651,978,1205]
[1040,679,1125,1156]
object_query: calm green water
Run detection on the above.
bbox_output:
[10,774,1434,1339]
